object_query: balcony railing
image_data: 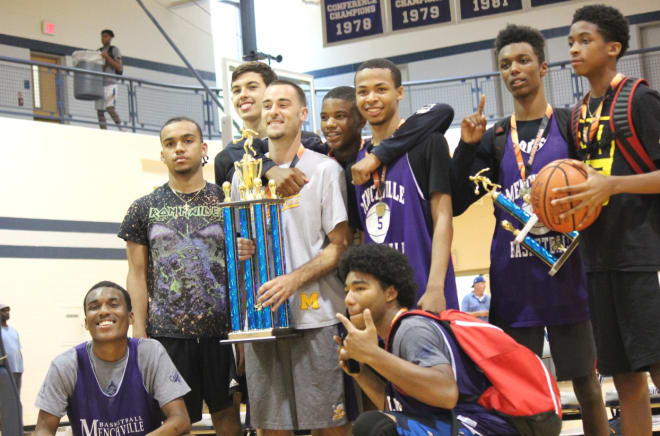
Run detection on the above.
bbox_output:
[2,45,659,139]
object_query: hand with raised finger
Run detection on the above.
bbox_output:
[352,153,381,186]
[237,238,256,261]
[335,309,380,364]
[460,94,487,144]
[257,274,299,311]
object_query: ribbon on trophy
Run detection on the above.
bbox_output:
[470,168,579,276]
[221,129,295,342]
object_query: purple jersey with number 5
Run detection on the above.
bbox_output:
[355,145,458,309]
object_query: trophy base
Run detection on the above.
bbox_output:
[548,234,581,277]
[221,327,299,344]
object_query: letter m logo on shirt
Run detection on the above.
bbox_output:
[80,419,99,436]
[300,292,320,310]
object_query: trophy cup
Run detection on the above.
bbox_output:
[470,168,579,276]
[221,129,295,342]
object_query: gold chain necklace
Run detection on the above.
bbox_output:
[169,182,206,213]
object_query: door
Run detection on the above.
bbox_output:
[30,53,61,122]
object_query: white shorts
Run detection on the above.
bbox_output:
[95,84,118,110]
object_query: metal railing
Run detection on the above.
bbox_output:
[2,46,659,138]
[0,55,236,139]
[314,46,660,129]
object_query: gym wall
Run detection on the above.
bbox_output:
[0,116,223,425]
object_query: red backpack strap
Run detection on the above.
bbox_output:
[385,309,443,351]
[609,77,657,174]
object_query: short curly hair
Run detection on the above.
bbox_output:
[495,24,546,64]
[338,244,417,308]
[572,4,629,59]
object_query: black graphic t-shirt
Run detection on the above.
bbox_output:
[118,183,229,338]
[575,84,660,272]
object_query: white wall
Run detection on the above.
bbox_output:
[0,116,223,426]
[0,0,215,73]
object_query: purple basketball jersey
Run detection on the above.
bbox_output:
[67,339,161,436]
[355,147,458,309]
[490,115,590,327]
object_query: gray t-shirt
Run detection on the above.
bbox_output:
[35,339,190,418]
[232,148,348,329]
[101,45,121,85]
[1,325,23,373]
[390,316,451,368]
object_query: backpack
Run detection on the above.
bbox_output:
[570,76,656,174]
[386,310,562,436]
[99,45,123,75]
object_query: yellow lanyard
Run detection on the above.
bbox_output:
[579,73,624,145]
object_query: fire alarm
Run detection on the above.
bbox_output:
[41,21,55,36]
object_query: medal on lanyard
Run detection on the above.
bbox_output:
[511,104,553,199]
[372,166,388,217]
[370,119,404,217]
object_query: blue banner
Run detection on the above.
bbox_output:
[459,0,521,20]
[324,0,384,44]
[531,0,570,6]
[390,0,451,31]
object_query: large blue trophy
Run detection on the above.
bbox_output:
[221,130,295,343]
[470,168,579,276]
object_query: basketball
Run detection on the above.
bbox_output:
[530,159,601,233]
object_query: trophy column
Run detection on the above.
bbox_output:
[220,135,295,343]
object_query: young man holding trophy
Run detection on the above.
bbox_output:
[452,25,608,435]
[235,80,352,436]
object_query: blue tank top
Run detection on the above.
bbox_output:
[355,146,458,309]
[67,338,162,436]
[385,317,516,435]
[490,114,590,327]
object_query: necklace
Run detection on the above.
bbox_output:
[169,182,206,213]
[579,72,625,146]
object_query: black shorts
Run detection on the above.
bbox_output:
[155,337,235,422]
[501,320,596,381]
[587,271,660,376]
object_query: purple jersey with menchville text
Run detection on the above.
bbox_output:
[355,145,458,309]
[67,339,161,436]
[490,114,589,327]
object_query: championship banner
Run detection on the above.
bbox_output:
[531,0,571,6]
[323,0,384,44]
[390,0,451,32]
[459,0,522,20]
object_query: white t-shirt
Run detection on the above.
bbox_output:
[232,147,348,329]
